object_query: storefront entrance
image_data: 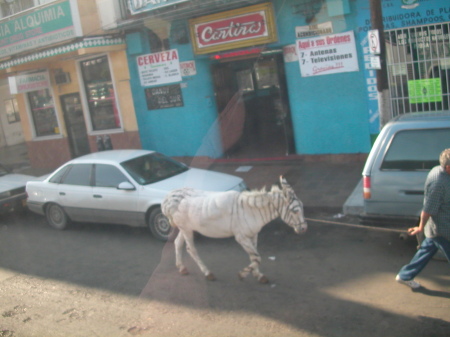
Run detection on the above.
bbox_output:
[212,54,295,159]
[60,93,90,158]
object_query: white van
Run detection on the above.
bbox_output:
[362,112,450,224]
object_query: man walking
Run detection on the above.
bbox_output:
[396,148,450,289]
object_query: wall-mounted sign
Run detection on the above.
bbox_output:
[128,0,189,15]
[137,49,182,87]
[145,84,184,110]
[0,0,82,58]
[296,31,359,77]
[296,21,333,39]
[180,61,196,77]
[283,44,298,62]
[368,29,380,54]
[408,79,442,104]
[401,0,419,10]
[8,71,51,94]
[368,55,381,69]
[189,2,277,55]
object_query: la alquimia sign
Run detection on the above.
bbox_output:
[0,0,82,58]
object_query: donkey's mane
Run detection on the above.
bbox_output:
[239,184,282,208]
[241,184,282,196]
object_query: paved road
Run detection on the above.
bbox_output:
[1,210,449,337]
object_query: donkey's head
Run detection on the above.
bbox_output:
[279,176,307,234]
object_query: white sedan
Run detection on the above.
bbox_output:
[26,149,246,240]
[0,163,36,214]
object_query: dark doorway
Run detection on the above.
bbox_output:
[60,93,90,158]
[212,54,295,159]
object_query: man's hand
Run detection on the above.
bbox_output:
[407,226,423,236]
[409,211,431,236]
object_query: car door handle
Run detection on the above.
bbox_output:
[59,192,66,196]
[93,194,102,198]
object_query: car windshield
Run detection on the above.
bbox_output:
[121,152,188,185]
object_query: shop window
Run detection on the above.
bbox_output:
[80,56,121,131]
[4,98,20,124]
[27,89,60,137]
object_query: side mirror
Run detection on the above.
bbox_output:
[117,181,136,191]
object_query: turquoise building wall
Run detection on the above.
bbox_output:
[274,0,371,154]
[126,0,411,157]
[126,27,222,158]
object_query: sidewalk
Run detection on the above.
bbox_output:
[0,144,365,215]
[209,159,364,215]
[0,143,51,177]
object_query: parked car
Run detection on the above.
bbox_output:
[0,163,36,214]
[362,112,450,224]
[26,149,247,240]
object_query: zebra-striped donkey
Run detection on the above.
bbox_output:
[161,176,307,284]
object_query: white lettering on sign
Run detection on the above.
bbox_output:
[129,0,189,14]
[194,11,268,48]
[200,21,264,44]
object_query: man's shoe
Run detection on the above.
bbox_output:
[395,275,421,289]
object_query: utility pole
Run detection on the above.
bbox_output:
[370,0,391,128]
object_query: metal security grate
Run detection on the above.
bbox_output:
[385,23,450,117]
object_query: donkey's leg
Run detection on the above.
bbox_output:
[235,234,268,284]
[174,230,189,275]
[183,230,216,281]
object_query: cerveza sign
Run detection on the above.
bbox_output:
[0,0,82,58]
[128,0,189,15]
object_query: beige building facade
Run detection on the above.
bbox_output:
[0,0,140,169]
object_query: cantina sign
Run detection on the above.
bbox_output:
[189,3,277,55]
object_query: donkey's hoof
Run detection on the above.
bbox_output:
[206,273,216,281]
[258,276,269,284]
[179,267,189,276]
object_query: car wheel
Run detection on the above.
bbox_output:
[45,203,69,230]
[148,207,174,241]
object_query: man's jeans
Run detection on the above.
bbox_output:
[398,236,450,281]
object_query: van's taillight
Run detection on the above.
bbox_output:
[363,176,371,199]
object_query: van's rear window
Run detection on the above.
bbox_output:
[381,128,450,170]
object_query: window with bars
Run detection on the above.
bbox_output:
[385,23,450,117]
